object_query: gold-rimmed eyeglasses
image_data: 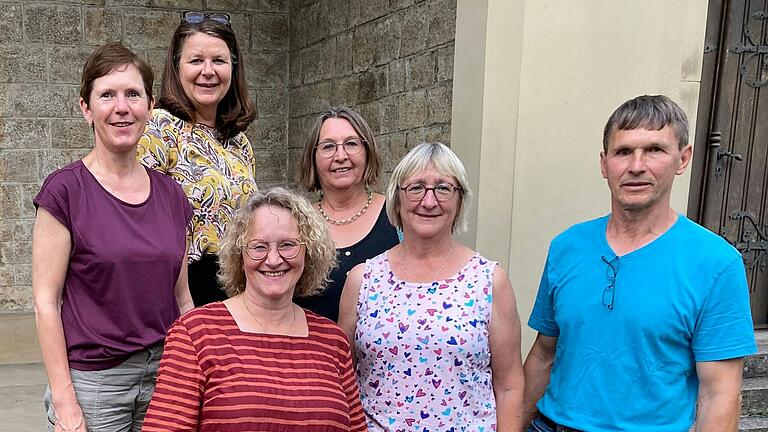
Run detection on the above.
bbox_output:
[315,138,366,158]
[240,238,305,261]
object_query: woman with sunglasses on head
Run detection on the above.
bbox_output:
[138,11,257,307]
[33,42,193,432]
[141,188,367,432]
[295,107,399,322]
[338,143,525,431]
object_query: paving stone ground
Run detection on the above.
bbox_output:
[3,330,765,431]
[0,363,47,432]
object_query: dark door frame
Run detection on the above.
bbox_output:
[688,0,727,221]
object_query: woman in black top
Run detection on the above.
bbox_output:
[296,107,398,322]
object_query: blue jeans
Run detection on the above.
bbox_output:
[528,415,585,432]
[44,343,163,432]
[528,416,556,432]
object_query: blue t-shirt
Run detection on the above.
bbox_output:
[528,214,756,431]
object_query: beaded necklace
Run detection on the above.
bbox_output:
[318,187,373,225]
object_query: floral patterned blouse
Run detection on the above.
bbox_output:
[137,109,257,262]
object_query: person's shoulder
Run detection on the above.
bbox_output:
[231,131,249,143]
[673,215,742,260]
[551,215,608,247]
[305,310,348,341]
[144,109,184,141]
[226,131,253,152]
[369,249,390,265]
[473,251,497,265]
[358,250,390,277]
[674,214,728,241]
[562,215,608,235]
[40,160,85,190]
[150,108,182,124]
[177,302,231,328]
[305,309,342,330]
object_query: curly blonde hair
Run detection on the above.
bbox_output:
[218,187,337,298]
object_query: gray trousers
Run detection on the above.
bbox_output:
[44,343,163,432]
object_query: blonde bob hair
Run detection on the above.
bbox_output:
[385,142,472,233]
[218,187,337,298]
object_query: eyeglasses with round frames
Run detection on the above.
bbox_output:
[181,11,231,27]
[400,183,462,202]
[240,238,305,261]
[315,138,366,158]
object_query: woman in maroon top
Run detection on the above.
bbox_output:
[142,188,367,432]
[32,43,193,432]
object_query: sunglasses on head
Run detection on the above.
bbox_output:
[181,11,231,27]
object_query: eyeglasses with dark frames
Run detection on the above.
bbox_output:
[601,255,619,311]
[400,183,462,202]
[315,138,366,158]
[181,11,231,27]
[239,238,305,261]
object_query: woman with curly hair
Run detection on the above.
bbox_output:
[141,188,367,432]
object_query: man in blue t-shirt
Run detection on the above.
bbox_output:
[522,95,756,432]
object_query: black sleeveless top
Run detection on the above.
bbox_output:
[296,204,399,322]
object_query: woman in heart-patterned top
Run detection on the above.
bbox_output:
[338,143,525,432]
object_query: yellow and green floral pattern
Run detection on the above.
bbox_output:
[137,109,257,262]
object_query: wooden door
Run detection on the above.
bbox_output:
[691,0,768,328]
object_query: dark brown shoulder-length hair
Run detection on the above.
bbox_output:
[298,106,382,192]
[157,20,255,141]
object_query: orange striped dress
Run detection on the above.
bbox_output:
[141,303,367,432]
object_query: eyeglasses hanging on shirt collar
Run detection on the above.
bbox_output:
[601,255,619,311]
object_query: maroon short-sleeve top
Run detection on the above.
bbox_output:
[34,160,193,371]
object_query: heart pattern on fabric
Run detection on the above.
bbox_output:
[354,252,499,431]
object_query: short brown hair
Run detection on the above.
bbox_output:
[603,95,689,150]
[80,42,154,107]
[298,107,382,192]
[218,187,337,298]
[157,20,255,141]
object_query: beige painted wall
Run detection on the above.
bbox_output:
[452,0,709,353]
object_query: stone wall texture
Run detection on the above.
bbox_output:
[287,0,455,186]
[0,0,290,310]
[0,0,455,311]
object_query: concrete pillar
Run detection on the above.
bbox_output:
[451,0,708,353]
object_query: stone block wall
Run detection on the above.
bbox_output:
[0,0,290,310]
[0,0,456,311]
[287,0,456,186]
